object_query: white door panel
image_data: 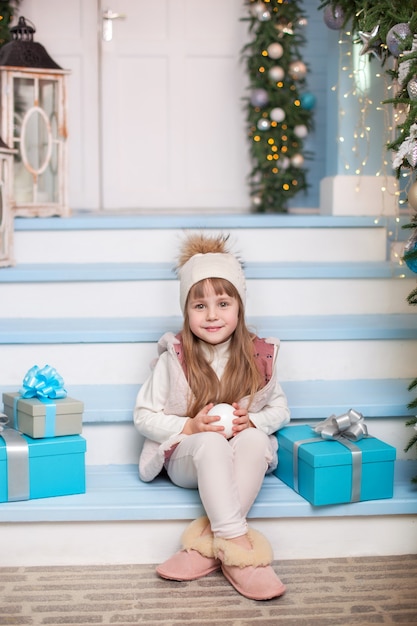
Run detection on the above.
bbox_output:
[19,0,250,211]
[99,0,250,210]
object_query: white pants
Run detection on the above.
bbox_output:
[166,428,273,539]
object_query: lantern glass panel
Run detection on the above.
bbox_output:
[12,76,59,205]
[0,180,4,256]
[39,79,56,117]
[0,181,3,227]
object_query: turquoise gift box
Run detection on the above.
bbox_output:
[0,432,86,502]
[274,424,396,506]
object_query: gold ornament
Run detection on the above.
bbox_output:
[407,181,417,210]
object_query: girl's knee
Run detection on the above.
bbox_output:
[193,431,232,458]
[232,427,270,454]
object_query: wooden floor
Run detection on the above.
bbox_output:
[1,555,417,625]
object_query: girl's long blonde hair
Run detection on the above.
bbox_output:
[181,277,263,417]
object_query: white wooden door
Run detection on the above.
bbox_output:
[99,0,249,211]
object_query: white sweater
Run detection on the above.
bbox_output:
[133,332,290,481]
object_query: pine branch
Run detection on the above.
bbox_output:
[242,0,313,212]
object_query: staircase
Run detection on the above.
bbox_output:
[1,212,416,567]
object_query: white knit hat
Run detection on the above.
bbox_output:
[177,235,246,313]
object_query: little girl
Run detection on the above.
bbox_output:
[134,233,290,601]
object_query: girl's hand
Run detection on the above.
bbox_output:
[182,403,226,435]
[231,403,254,436]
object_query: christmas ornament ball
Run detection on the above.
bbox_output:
[407,78,417,101]
[300,92,316,110]
[386,23,411,57]
[257,118,271,131]
[279,156,290,170]
[251,193,262,208]
[258,9,271,22]
[267,42,284,60]
[289,60,307,81]
[404,231,417,274]
[208,403,235,439]
[291,153,304,168]
[270,107,285,123]
[323,4,345,30]
[250,88,269,108]
[408,181,417,211]
[294,124,308,138]
[268,65,285,82]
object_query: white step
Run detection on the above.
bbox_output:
[13,213,395,263]
[1,315,416,383]
[0,265,413,318]
[2,337,416,385]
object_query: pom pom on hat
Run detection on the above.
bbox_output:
[177,233,246,312]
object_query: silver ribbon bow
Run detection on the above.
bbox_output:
[314,409,368,442]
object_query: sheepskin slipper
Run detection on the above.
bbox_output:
[156,549,220,581]
[156,516,220,581]
[213,529,286,601]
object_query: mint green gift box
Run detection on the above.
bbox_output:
[2,392,83,438]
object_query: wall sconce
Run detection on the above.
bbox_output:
[0,137,16,266]
[0,17,70,217]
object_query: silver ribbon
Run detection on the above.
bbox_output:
[314,409,368,442]
[292,409,368,503]
[0,415,30,501]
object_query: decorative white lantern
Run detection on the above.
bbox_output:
[0,137,16,267]
[0,17,70,217]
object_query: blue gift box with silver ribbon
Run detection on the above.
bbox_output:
[274,412,396,506]
[0,427,86,502]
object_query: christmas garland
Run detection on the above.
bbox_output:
[320,1,417,478]
[242,0,315,213]
[0,1,20,47]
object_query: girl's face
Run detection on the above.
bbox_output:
[186,280,239,345]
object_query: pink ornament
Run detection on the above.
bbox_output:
[288,60,307,81]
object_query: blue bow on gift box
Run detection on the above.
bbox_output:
[20,365,67,400]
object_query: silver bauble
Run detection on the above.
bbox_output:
[250,88,269,108]
[268,66,285,82]
[407,78,417,100]
[323,5,345,30]
[294,124,308,139]
[386,23,411,57]
[270,107,285,123]
[257,118,271,131]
